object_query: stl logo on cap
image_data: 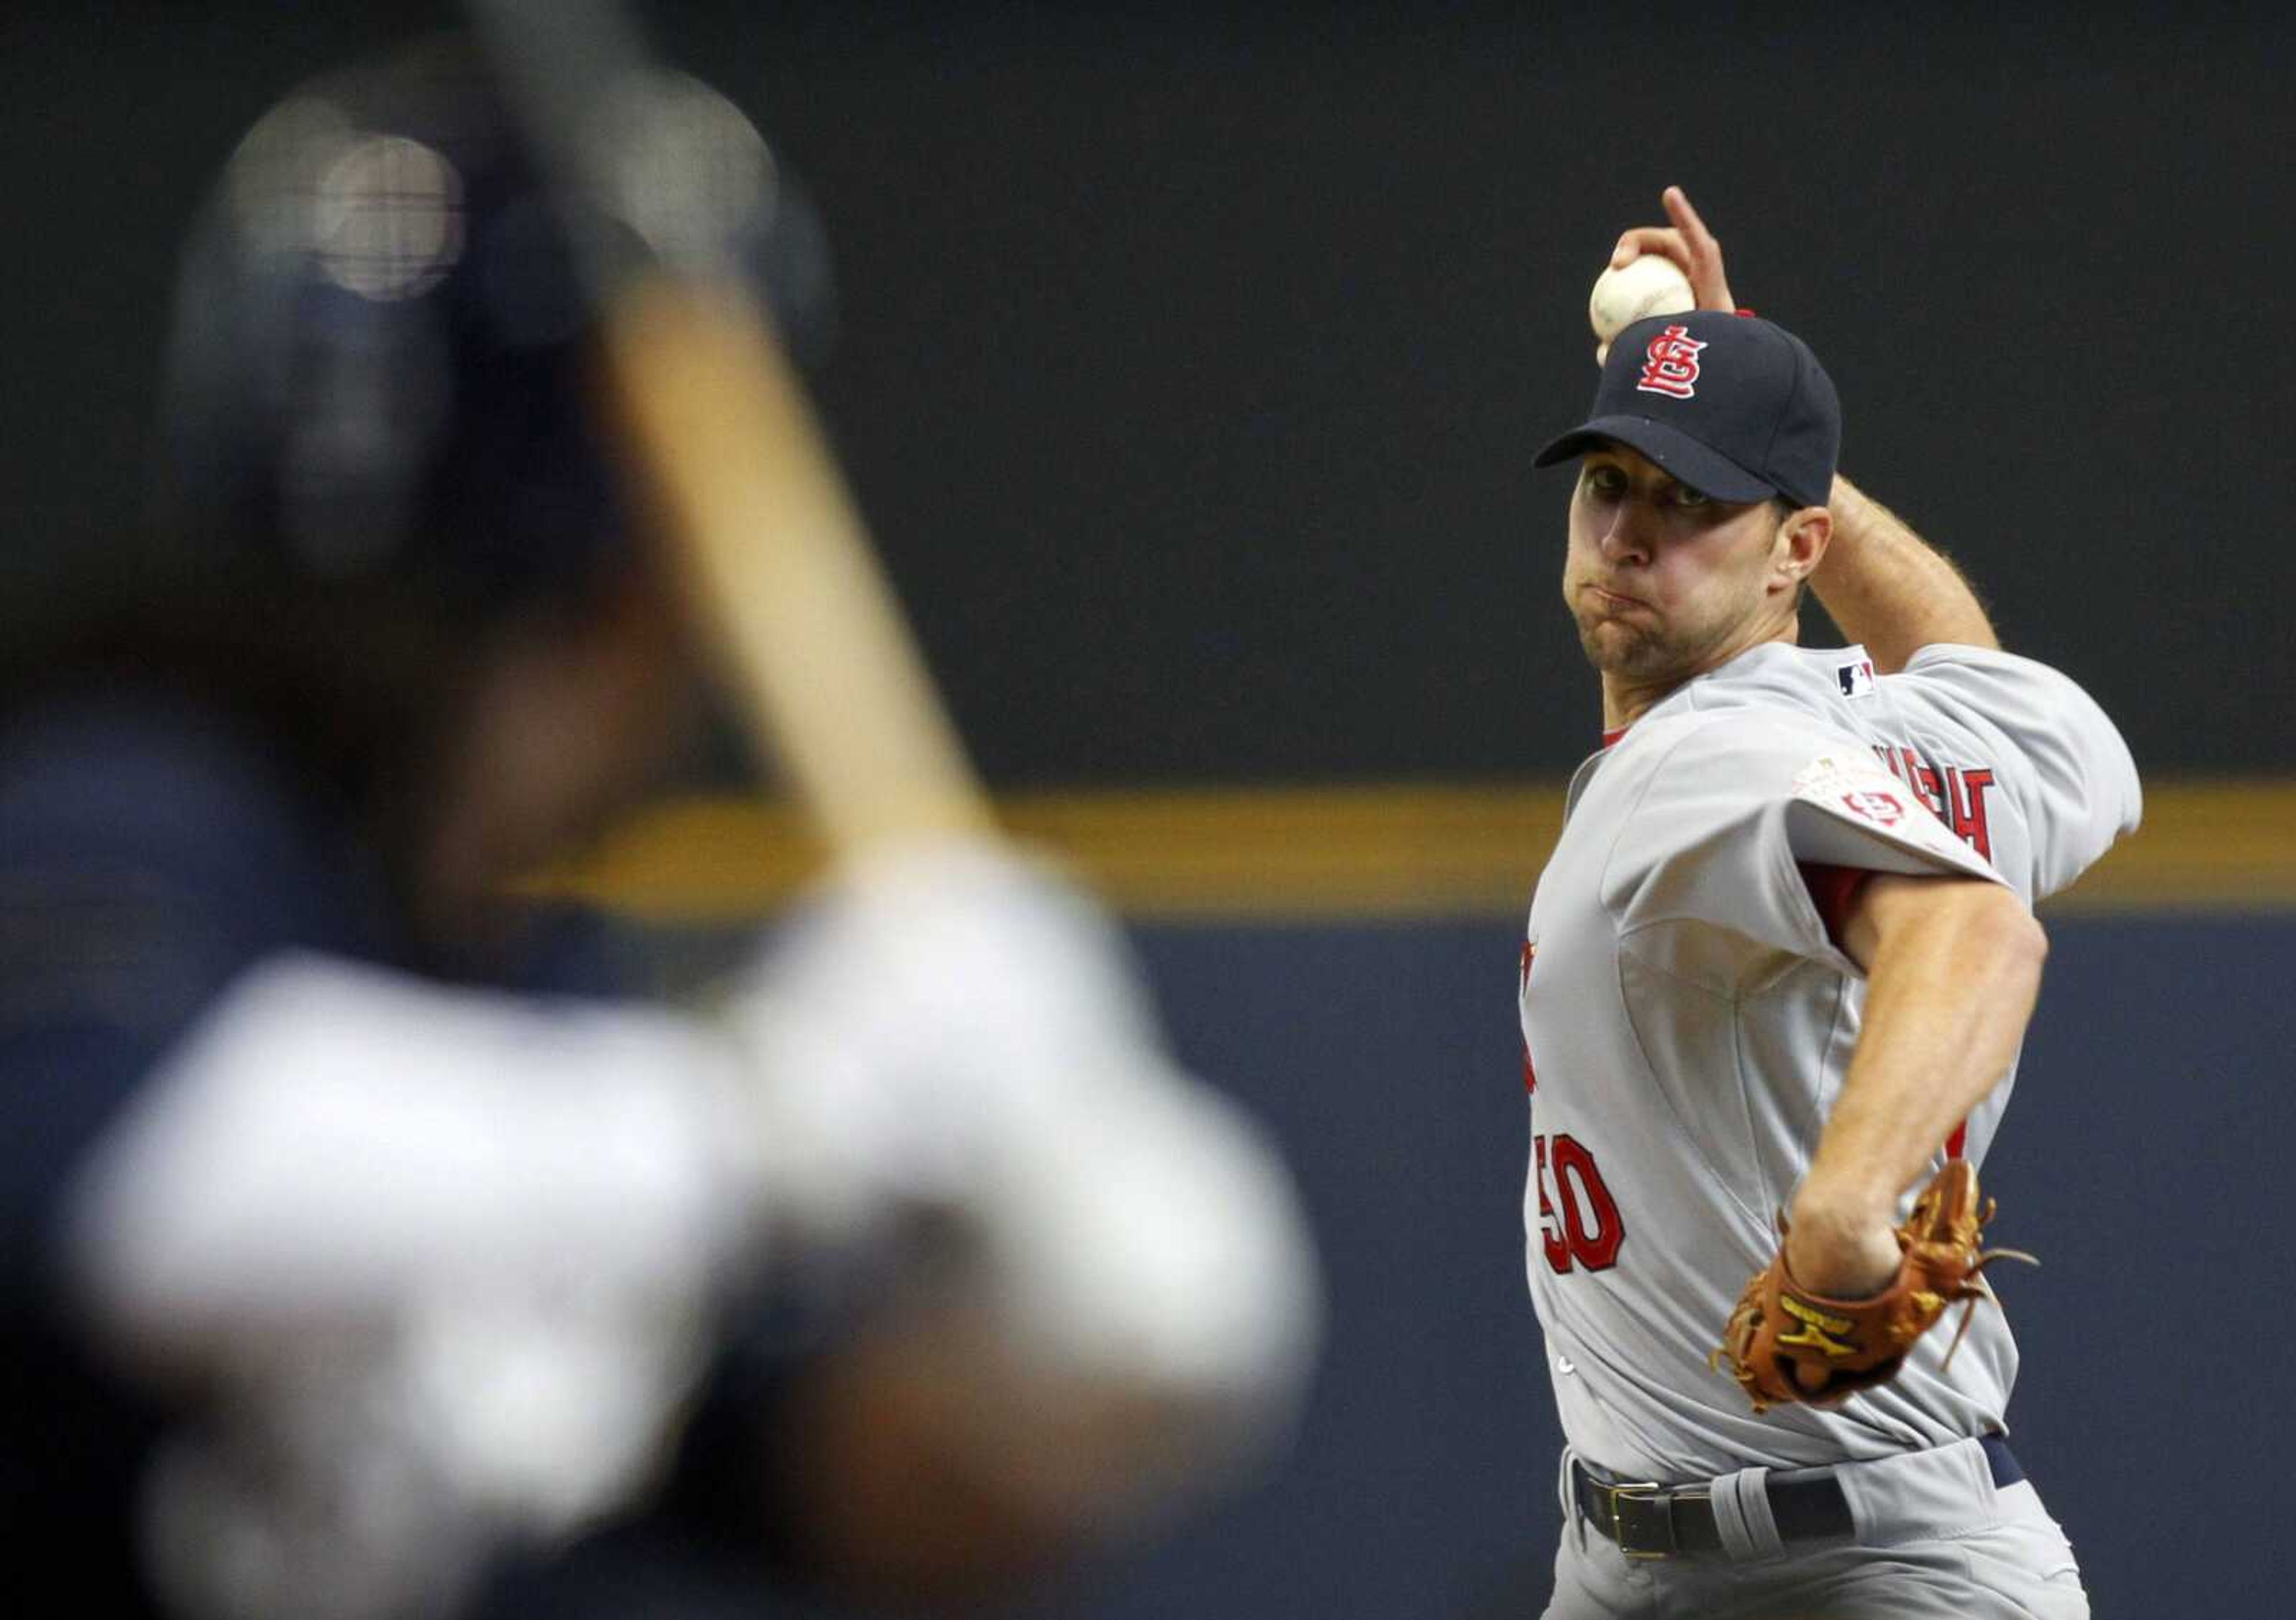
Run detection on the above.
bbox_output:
[1635,324,1708,400]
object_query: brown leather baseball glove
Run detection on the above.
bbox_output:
[1712,1161,2035,1414]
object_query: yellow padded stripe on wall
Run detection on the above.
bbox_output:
[526,780,2296,922]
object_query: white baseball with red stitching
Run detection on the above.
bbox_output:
[1589,253,1696,362]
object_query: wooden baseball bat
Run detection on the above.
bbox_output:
[468,0,994,853]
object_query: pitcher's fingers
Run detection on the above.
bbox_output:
[1660,185,1735,310]
[1609,226,1689,270]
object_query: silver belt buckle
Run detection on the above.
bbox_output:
[1604,1481,1675,1560]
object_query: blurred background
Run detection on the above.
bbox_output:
[6,2,2290,1615]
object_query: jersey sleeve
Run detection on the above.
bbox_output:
[1598,713,2004,991]
[1895,646,2142,900]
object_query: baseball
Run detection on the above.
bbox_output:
[1588,254,1696,353]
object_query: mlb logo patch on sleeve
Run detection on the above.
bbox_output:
[1836,658,1876,699]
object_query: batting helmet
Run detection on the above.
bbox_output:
[154,35,835,616]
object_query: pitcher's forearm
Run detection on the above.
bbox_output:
[1787,876,2045,1295]
[1813,476,1998,671]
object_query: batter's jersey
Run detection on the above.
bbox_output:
[1519,640,2139,1481]
[0,684,752,1619]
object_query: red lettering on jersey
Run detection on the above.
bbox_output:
[1944,767,1996,863]
[1534,1132,1625,1273]
[1550,1135,1624,1270]
[1874,745,1997,861]
[1893,748,1946,818]
[1533,1135,1571,1272]
[1635,325,1708,399]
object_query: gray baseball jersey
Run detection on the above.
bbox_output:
[1519,639,2140,1483]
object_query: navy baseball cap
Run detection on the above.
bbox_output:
[1534,310,1840,510]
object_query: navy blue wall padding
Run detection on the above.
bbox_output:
[991,913,2296,1620]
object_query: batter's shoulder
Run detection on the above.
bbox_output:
[0,688,375,998]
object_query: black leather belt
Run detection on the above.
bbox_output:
[1573,1434,2022,1560]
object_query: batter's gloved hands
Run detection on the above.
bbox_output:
[725,839,1321,1523]
[1712,1161,2032,1414]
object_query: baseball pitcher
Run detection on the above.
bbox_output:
[1518,188,2138,1618]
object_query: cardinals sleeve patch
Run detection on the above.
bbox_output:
[1788,753,1996,875]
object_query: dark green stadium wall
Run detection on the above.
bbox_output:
[7,2,2292,787]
